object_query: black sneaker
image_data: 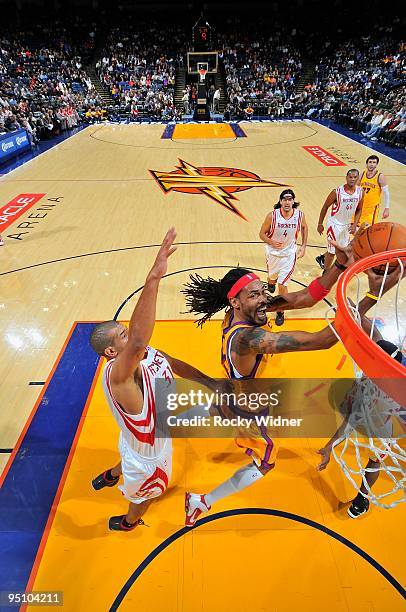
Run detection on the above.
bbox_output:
[92,469,119,491]
[268,282,276,294]
[109,515,145,531]
[275,311,284,326]
[315,254,325,270]
[348,495,370,519]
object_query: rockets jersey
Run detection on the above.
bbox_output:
[266,208,304,256]
[102,346,174,459]
[221,310,270,379]
[330,185,363,225]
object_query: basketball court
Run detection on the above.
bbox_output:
[0,120,405,610]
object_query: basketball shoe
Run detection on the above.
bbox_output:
[275,311,285,326]
[185,492,211,527]
[315,254,325,269]
[348,494,370,518]
[92,469,119,490]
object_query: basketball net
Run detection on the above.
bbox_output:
[198,69,207,84]
[325,255,406,509]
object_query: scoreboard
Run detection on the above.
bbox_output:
[192,15,212,50]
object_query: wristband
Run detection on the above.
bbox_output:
[334,261,347,271]
[308,278,330,301]
[366,292,379,301]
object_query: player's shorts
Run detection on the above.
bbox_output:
[235,426,278,470]
[357,205,379,228]
[118,434,172,504]
[326,221,350,254]
[265,246,296,286]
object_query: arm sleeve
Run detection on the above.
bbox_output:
[382,184,390,209]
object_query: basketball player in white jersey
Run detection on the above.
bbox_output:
[90,228,221,531]
[316,169,364,272]
[259,189,308,326]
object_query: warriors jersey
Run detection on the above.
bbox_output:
[358,170,382,224]
[266,208,304,256]
[330,185,363,225]
[102,346,174,459]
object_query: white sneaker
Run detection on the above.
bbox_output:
[0,239,4,246]
[185,492,211,527]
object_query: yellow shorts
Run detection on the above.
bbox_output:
[357,206,379,227]
[235,430,278,469]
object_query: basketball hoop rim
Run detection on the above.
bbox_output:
[335,248,406,382]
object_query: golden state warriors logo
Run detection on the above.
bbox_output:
[150,159,288,220]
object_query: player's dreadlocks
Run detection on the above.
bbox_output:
[182,268,252,327]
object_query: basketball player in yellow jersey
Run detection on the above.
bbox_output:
[357,154,390,227]
[182,245,362,526]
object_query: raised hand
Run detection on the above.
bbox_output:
[366,264,405,296]
[149,227,177,280]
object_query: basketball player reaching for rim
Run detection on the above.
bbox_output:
[357,154,390,227]
[182,241,388,526]
[317,266,404,518]
[317,340,403,518]
[89,228,223,532]
[316,169,364,271]
[259,189,308,327]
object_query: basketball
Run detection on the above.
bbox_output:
[352,222,406,273]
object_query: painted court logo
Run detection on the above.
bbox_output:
[0,194,46,230]
[150,159,288,220]
[303,146,346,167]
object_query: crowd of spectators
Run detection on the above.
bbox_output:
[303,37,405,147]
[96,22,186,121]
[0,21,105,145]
[0,16,404,150]
[219,31,303,119]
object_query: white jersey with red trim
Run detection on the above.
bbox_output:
[330,185,363,225]
[102,346,174,460]
[266,208,303,256]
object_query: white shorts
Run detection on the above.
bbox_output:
[326,221,350,254]
[265,247,297,286]
[118,434,172,504]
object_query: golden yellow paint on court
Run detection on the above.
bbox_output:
[172,122,236,139]
[27,321,405,611]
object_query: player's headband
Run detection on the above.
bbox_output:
[227,273,260,299]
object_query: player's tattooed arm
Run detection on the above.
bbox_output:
[233,325,337,356]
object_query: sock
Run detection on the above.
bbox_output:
[205,463,264,507]
[105,469,117,481]
[354,491,368,505]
